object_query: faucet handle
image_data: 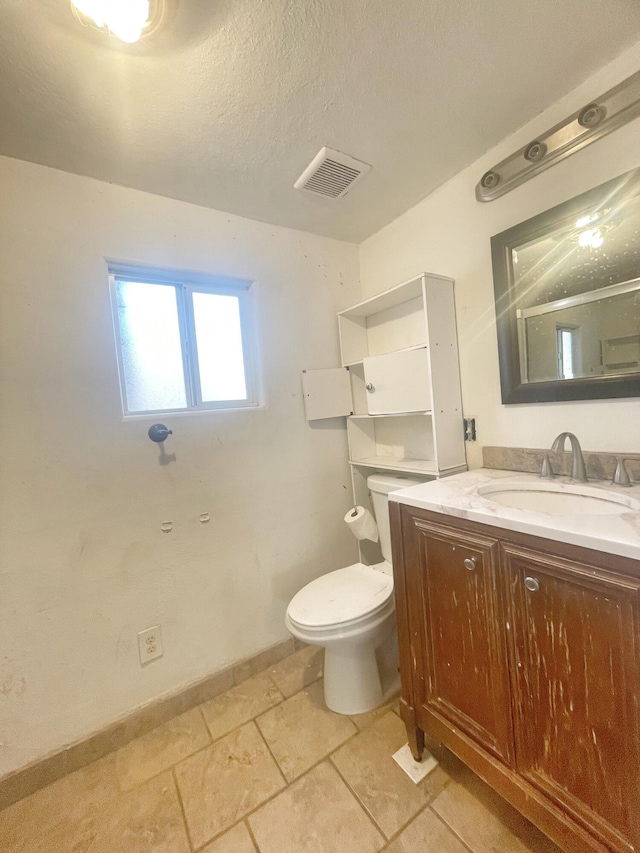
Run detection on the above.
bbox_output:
[540,452,554,479]
[613,457,632,487]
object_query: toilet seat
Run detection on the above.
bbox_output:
[287,563,393,630]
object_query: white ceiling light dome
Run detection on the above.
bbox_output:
[70,0,166,44]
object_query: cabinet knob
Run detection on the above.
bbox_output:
[464,556,477,571]
[365,383,374,392]
[524,576,540,592]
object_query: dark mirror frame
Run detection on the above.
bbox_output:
[491,168,640,404]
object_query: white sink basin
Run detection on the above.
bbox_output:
[477,481,640,516]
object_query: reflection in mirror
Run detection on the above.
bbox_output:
[522,282,640,382]
[492,168,640,403]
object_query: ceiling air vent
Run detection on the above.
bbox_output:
[294,147,371,199]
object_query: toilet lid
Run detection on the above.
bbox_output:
[287,563,394,629]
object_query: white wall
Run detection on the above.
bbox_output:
[360,43,640,469]
[0,156,361,777]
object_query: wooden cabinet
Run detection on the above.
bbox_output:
[505,545,640,852]
[391,502,640,853]
[400,514,513,763]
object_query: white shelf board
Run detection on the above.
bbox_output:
[338,273,453,320]
[349,455,438,476]
[342,343,428,369]
[339,276,424,319]
[349,412,432,419]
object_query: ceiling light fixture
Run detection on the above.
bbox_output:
[70,0,165,44]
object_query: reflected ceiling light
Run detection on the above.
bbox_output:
[575,213,599,229]
[70,0,165,44]
[577,228,604,249]
[574,208,612,249]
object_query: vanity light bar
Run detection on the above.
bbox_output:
[476,70,640,202]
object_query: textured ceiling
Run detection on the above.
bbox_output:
[2,0,640,242]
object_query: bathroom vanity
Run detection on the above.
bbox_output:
[389,470,640,853]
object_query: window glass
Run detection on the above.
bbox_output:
[111,269,258,415]
[192,292,248,402]
[115,280,187,412]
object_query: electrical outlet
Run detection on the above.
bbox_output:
[138,625,163,665]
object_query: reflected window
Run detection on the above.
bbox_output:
[110,267,259,415]
[557,325,578,380]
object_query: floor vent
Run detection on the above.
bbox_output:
[294,147,371,199]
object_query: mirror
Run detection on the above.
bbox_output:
[491,168,640,403]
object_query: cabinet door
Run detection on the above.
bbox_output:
[363,348,431,414]
[405,515,514,763]
[300,368,352,420]
[505,545,640,852]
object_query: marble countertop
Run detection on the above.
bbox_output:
[390,468,640,561]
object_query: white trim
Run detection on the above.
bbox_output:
[517,276,640,320]
[119,406,269,422]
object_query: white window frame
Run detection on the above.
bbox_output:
[556,323,580,380]
[109,264,261,416]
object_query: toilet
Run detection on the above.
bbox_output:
[285,473,424,715]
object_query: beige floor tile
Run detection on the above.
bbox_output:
[331,711,447,838]
[256,680,357,781]
[114,706,210,790]
[349,693,400,731]
[0,770,189,853]
[200,820,257,853]
[384,807,469,853]
[267,644,323,697]
[174,720,285,849]
[432,779,562,853]
[248,761,384,853]
[201,671,283,741]
[0,754,120,852]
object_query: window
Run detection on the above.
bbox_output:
[109,265,260,415]
[556,324,579,380]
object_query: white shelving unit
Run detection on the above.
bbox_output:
[302,271,467,564]
[303,271,467,479]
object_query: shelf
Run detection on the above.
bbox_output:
[349,456,438,476]
[334,271,466,516]
[342,343,428,369]
[338,276,424,319]
[338,272,454,319]
[349,412,432,419]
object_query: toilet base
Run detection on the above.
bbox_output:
[323,642,383,715]
[285,579,398,716]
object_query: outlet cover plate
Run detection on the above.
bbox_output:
[138,625,163,665]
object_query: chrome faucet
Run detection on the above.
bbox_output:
[542,432,587,482]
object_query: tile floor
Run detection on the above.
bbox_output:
[0,645,563,853]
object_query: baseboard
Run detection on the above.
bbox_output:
[0,636,295,812]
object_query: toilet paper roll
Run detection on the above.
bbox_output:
[344,506,379,542]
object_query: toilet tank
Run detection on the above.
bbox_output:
[367,474,426,563]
